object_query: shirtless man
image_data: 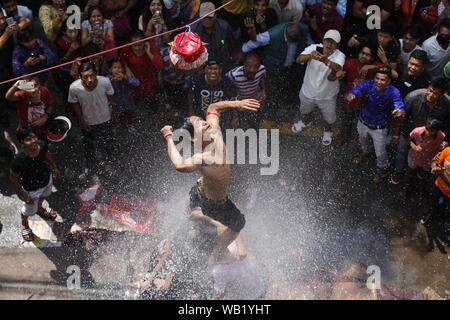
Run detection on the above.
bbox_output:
[160,99,260,264]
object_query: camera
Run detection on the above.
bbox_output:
[30,51,39,59]
[154,10,161,17]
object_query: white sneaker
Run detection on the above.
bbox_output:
[291,120,311,133]
[322,131,333,146]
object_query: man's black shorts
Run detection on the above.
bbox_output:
[189,185,245,233]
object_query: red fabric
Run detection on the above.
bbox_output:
[56,36,81,62]
[120,42,163,97]
[343,59,382,110]
[14,86,53,134]
[172,32,206,63]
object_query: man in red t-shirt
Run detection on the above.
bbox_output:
[5,77,53,138]
[331,45,382,148]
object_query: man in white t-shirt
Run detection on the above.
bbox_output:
[422,18,450,81]
[68,61,117,176]
[291,29,345,146]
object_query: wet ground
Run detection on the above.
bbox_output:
[1,82,449,300]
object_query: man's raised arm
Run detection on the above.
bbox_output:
[160,125,201,173]
[206,99,260,129]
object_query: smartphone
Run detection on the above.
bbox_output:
[317,46,323,54]
[6,17,15,25]
[30,51,39,59]
[18,82,36,90]
[154,10,161,17]
[92,22,102,32]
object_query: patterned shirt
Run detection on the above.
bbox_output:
[225,65,266,100]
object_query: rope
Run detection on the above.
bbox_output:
[0,0,237,86]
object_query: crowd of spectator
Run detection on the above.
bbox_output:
[0,0,450,298]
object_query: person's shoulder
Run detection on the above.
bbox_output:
[39,86,52,97]
[389,84,401,95]
[104,19,113,27]
[216,18,231,29]
[422,35,436,48]
[98,75,110,82]
[411,126,424,135]
[69,79,82,90]
[405,88,426,101]
[335,49,346,58]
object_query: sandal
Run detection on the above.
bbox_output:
[322,131,333,146]
[36,208,58,221]
[22,228,34,242]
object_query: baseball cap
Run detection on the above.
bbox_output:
[324,29,341,44]
[199,2,216,18]
[444,61,450,79]
[205,59,221,67]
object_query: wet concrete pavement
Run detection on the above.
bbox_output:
[0,92,449,300]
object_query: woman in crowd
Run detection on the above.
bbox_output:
[39,0,68,43]
[139,0,171,48]
[84,0,134,44]
[81,5,117,61]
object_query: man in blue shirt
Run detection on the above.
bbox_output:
[346,66,405,183]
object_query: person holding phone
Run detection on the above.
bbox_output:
[5,77,54,138]
[12,28,56,84]
[81,5,117,61]
[292,30,345,146]
[138,0,170,47]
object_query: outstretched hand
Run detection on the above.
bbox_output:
[235,99,260,112]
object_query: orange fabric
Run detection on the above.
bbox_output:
[434,147,450,197]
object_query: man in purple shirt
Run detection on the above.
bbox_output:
[345,66,405,183]
[301,0,343,44]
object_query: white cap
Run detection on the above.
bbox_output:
[323,29,341,44]
[163,0,175,9]
[199,2,216,18]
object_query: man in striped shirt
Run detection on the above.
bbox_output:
[226,53,267,129]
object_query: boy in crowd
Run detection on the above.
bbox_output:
[10,126,61,242]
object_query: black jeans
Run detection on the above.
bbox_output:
[82,121,115,171]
